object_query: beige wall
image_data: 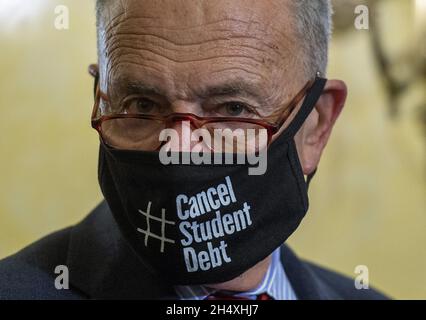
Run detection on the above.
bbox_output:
[0,0,424,299]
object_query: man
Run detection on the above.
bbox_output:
[0,0,387,300]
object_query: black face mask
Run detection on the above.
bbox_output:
[98,77,326,285]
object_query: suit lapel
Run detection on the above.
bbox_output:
[280,245,341,299]
[66,201,176,299]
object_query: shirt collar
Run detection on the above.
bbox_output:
[174,248,297,300]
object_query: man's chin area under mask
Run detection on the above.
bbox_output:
[202,254,273,292]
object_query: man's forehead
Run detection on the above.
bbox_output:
[101,0,294,41]
[99,0,299,101]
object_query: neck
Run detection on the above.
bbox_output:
[204,254,272,292]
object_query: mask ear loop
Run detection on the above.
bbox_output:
[280,74,326,190]
[279,76,327,141]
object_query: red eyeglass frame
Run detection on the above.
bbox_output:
[89,64,316,146]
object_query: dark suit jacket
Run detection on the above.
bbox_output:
[0,201,388,300]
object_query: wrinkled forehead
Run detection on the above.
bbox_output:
[97,0,301,97]
[99,0,294,33]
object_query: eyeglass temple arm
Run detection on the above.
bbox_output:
[89,64,101,124]
[89,64,99,97]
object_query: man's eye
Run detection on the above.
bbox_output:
[219,102,255,117]
[123,98,159,114]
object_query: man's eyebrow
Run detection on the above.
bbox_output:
[113,80,166,97]
[112,79,268,101]
[197,81,267,101]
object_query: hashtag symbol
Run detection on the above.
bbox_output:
[136,201,175,253]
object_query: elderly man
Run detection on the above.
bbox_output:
[0,0,387,300]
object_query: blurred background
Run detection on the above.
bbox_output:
[0,0,424,299]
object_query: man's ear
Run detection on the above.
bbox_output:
[89,64,99,78]
[295,79,348,175]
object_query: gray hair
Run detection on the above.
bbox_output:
[95,0,333,76]
[291,1,333,76]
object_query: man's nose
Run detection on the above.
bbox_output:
[164,101,211,153]
[166,120,211,153]
[167,120,191,152]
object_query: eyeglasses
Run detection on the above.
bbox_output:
[90,65,319,153]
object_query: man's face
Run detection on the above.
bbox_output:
[97,0,347,175]
[98,0,305,130]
